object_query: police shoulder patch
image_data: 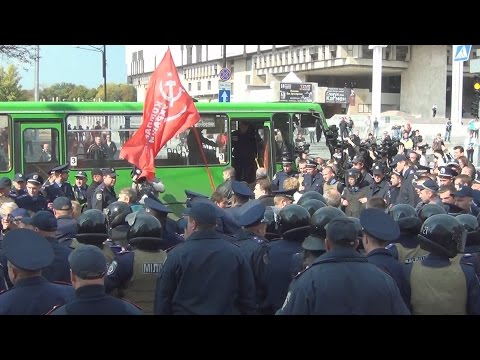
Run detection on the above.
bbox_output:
[385,243,396,250]
[107,260,118,276]
[96,193,103,200]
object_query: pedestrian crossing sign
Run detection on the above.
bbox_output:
[454,45,472,62]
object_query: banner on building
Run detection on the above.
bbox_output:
[279,83,313,102]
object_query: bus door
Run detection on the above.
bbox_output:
[272,113,293,170]
[14,121,64,179]
[230,119,274,183]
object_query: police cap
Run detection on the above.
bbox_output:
[184,189,209,200]
[352,155,365,164]
[231,180,254,198]
[304,159,318,168]
[52,196,72,211]
[13,173,25,182]
[326,218,357,247]
[26,173,44,186]
[68,244,107,280]
[75,171,87,179]
[21,210,58,232]
[144,197,173,214]
[238,200,267,227]
[438,166,457,178]
[103,168,117,177]
[390,154,407,167]
[50,164,69,174]
[0,177,12,188]
[10,208,30,220]
[415,179,439,192]
[281,156,293,164]
[360,208,400,242]
[3,229,54,271]
[455,186,474,198]
[372,164,384,176]
[184,202,218,225]
[91,168,103,177]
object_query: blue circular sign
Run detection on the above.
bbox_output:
[219,68,231,81]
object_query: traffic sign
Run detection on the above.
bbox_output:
[219,89,230,103]
[219,68,232,81]
[219,81,231,91]
[454,45,472,62]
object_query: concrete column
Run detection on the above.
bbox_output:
[369,45,387,121]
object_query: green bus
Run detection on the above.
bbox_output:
[0,101,326,214]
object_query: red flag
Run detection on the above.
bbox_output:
[120,48,200,181]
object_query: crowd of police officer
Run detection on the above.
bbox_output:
[1,133,480,314]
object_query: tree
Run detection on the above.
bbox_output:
[96,83,137,102]
[0,64,23,101]
[0,45,36,64]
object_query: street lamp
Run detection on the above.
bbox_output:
[73,45,107,101]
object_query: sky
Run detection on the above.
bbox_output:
[0,45,127,90]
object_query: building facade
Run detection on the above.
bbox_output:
[126,45,479,119]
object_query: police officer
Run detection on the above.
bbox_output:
[365,164,389,200]
[292,206,346,276]
[224,180,254,221]
[48,244,143,315]
[154,201,256,315]
[86,168,103,210]
[236,200,270,313]
[272,157,298,192]
[91,168,117,211]
[360,208,410,307]
[264,204,310,314]
[105,201,132,249]
[15,173,49,213]
[302,159,324,194]
[458,214,480,255]
[52,197,77,243]
[70,209,120,267]
[73,171,89,207]
[277,218,410,315]
[0,177,14,205]
[10,173,26,198]
[144,197,184,250]
[44,164,75,202]
[105,213,167,315]
[299,199,326,217]
[296,191,327,207]
[387,204,428,264]
[0,229,75,315]
[20,211,72,284]
[391,153,418,207]
[406,214,480,314]
[231,121,261,184]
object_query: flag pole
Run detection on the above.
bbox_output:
[192,127,216,193]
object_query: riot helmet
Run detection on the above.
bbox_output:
[418,203,447,223]
[276,204,310,239]
[310,206,347,240]
[300,199,326,216]
[126,213,164,250]
[418,214,466,258]
[297,191,326,207]
[457,214,480,247]
[389,204,422,234]
[105,201,132,229]
[264,208,279,240]
[77,209,107,235]
[76,209,108,246]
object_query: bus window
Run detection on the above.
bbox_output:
[67,113,228,169]
[0,116,10,171]
[25,128,59,164]
[66,114,141,169]
[272,113,292,161]
[160,113,228,167]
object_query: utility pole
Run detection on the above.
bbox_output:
[223,45,227,68]
[102,45,107,102]
[34,45,40,101]
[369,45,387,121]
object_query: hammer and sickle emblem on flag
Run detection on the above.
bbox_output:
[159,79,187,122]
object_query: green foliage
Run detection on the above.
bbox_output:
[96,83,137,101]
[0,64,23,101]
[40,82,137,102]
